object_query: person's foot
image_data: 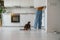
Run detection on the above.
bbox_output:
[34,27,37,29]
[38,28,41,30]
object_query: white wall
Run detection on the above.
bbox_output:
[47,0,60,32]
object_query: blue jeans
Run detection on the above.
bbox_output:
[34,10,42,29]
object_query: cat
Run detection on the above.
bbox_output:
[20,21,31,31]
[24,21,31,30]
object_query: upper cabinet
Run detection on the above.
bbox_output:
[34,0,47,8]
[4,0,34,7]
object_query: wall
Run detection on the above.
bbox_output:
[47,0,60,32]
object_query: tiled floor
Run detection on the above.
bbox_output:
[0,27,60,40]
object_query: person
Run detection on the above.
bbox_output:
[34,6,46,29]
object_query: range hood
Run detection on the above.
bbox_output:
[5,6,34,8]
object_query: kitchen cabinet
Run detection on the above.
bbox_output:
[4,0,34,7]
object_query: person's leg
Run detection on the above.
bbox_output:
[38,17,42,29]
[38,11,42,29]
[34,11,38,29]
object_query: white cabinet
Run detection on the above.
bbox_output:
[34,0,47,8]
[4,0,34,7]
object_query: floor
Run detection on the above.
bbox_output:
[0,27,60,40]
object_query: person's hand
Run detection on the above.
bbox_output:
[43,6,46,8]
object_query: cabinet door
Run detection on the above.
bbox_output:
[4,0,17,7]
[4,0,33,7]
[34,0,47,8]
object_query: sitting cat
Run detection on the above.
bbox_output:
[24,21,31,30]
[20,21,31,31]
